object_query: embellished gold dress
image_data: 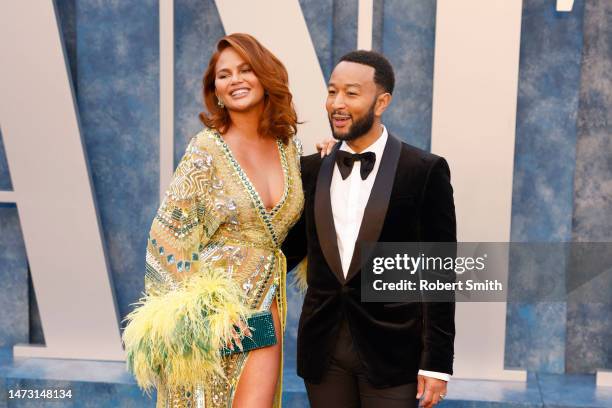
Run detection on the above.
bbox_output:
[124,127,304,407]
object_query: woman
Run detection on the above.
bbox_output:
[123,33,305,407]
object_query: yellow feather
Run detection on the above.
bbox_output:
[290,257,308,294]
[122,266,249,392]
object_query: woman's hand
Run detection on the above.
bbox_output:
[225,318,252,352]
[316,138,338,158]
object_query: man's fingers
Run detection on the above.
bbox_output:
[430,393,441,407]
[419,389,433,408]
[416,376,425,399]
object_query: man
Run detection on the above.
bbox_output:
[283,50,455,408]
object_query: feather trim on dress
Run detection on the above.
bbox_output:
[122,266,248,394]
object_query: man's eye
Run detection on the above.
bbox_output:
[328,90,336,95]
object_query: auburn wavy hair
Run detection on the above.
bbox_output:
[199,33,298,144]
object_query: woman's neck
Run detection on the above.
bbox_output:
[227,104,265,140]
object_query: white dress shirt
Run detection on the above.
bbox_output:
[329,125,450,383]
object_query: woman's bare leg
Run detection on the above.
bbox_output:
[232,299,282,407]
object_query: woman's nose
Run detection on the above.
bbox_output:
[230,72,243,84]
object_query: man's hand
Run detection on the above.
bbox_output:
[416,375,447,407]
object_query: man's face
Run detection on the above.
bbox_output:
[326,61,379,141]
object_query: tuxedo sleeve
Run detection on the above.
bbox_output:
[419,157,456,374]
[282,156,310,272]
[282,211,307,272]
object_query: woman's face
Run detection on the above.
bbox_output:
[214,47,265,113]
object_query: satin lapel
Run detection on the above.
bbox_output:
[345,134,402,283]
[314,144,345,284]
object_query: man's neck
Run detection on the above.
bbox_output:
[346,123,383,153]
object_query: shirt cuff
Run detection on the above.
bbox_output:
[418,370,450,382]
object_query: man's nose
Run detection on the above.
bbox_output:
[331,94,346,110]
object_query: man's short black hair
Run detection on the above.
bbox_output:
[338,50,395,94]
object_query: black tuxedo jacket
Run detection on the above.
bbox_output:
[282,133,456,387]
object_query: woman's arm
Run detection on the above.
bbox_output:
[123,132,248,392]
[144,134,220,294]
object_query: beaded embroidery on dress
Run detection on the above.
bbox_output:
[123,128,304,407]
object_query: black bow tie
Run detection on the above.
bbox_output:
[335,150,376,180]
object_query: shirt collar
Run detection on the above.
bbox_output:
[340,125,388,157]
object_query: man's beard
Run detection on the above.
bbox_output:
[330,103,376,142]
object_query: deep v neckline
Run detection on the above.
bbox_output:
[213,130,289,217]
